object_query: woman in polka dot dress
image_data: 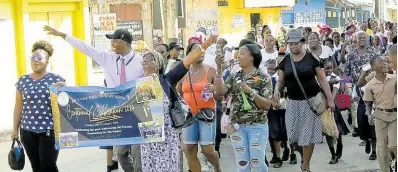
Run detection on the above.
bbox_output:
[11,40,65,172]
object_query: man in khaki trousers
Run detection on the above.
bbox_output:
[364,55,397,172]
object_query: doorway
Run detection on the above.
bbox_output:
[250,13,260,31]
[28,12,76,86]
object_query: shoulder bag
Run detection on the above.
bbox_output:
[188,72,216,122]
[290,53,327,116]
[165,80,194,129]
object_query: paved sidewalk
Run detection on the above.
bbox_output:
[0,136,380,172]
[0,112,381,172]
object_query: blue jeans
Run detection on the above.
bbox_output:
[182,116,216,145]
[230,124,269,172]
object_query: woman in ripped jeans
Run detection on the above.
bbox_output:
[215,43,273,172]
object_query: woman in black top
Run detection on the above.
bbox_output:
[273,29,334,172]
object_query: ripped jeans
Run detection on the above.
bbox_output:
[230,124,268,172]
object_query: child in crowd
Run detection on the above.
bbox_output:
[324,60,350,164]
[364,55,397,172]
[266,57,290,168]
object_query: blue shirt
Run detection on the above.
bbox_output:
[16,73,65,133]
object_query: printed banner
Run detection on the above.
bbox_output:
[50,76,164,149]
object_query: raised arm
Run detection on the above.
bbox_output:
[183,35,218,68]
[214,50,230,96]
[166,35,218,85]
[44,25,111,67]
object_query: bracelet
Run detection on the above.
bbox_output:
[249,90,256,101]
[199,45,205,53]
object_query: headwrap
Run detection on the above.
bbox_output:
[188,36,203,44]
[317,24,332,37]
[143,51,165,74]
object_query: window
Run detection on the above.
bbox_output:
[347,11,350,17]
[333,12,337,17]
[352,10,355,17]
[328,11,332,17]
[342,12,345,18]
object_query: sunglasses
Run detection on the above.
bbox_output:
[31,56,46,62]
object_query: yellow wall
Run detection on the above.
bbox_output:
[8,0,89,86]
[218,0,286,45]
[0,0,89,130]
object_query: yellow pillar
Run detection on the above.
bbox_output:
[13,0,27,77]
[73,1,88,86]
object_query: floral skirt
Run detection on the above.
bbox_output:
[140,125,180,172]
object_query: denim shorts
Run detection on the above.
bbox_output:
[182,116,216,145]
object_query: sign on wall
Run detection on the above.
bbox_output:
[92,13,117,68]
[192,9,218,35]
[233,14,245,27]
[117,20,144,41]
[293,0,326,27]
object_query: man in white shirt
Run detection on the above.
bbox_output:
[44,26,143,172]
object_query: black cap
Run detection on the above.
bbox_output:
[105,29,133,44]
[168,42,184,51]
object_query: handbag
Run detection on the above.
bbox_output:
[321,109,340,139]
[165,80,194,129]
[290,53,327,116]
[188,72,216,122]
[8,138,25,170]
[335,93,351,110]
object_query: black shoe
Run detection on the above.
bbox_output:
[352,130,358,137]
[336,142,343,159]
[365,140,371,154]
[290,154,297,164]
[270,156,278,164]
[369,152,377,160]
[329,156,339,164]
[107,161,118,172]
[282,148,290,161]
[347,113,352,125]
[273,157,283,168]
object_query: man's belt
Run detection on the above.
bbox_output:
[377,108,398,113]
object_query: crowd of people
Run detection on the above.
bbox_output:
[10,17,397,172]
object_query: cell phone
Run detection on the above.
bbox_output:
[362,63,371,71]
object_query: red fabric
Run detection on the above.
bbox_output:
[335,93,352,110]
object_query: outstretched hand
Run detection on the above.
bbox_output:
[43,25,65,37]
